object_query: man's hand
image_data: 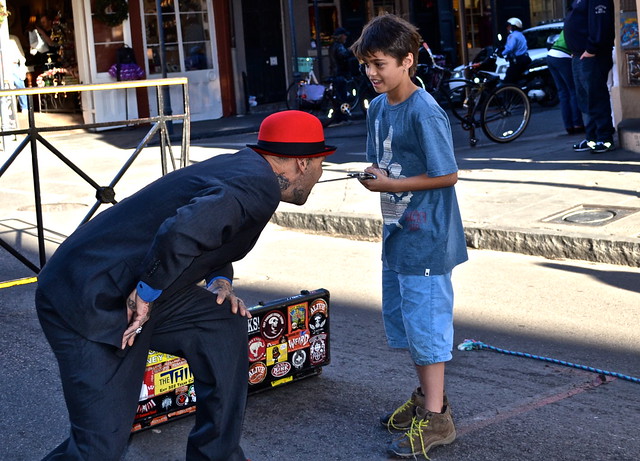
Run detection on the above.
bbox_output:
[207,278,252,318]
[121,290,152,349]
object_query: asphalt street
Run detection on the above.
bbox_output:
[1,225,639,460]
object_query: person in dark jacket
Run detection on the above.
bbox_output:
[329,27,355,78]
[35,110,336,461]
[564,0,616,153]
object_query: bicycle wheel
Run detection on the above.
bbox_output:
[311,91,335,127]
[286,81,303,110]
[481,84,530,143]
[341,78,360,115]
[287,81,331,123]
[443,80,480,124]
[358,79,377,115]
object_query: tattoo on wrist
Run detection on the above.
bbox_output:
[127,298,137,312]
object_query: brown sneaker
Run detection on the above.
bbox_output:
[380,388,425,431]
[380,389,449,432]
[387,403,456,458]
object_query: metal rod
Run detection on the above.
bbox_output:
[181,82,190,167]
[29,122,46,269]
[155,0,173,135]
[317,176,358,183]
[0,78,189,97]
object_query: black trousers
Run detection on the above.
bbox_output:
[572,53,615,143]
[503,54,531,85]
[36,285,248,461]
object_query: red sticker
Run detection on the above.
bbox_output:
[248,362,267,385]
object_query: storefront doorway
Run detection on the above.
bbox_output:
[242,0,286,105]
[140,0,223,121]
[5,0,82,122]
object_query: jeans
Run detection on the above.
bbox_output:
[382,267,454,366]
[547,55,583,130]
[572,53,615,143]
[12,71,28,111]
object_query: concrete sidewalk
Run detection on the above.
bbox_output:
[274,114,640,266]
[1,104,639,270]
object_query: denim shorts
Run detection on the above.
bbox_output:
[382,266,454,366]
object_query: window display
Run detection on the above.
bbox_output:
[143,0,212,74]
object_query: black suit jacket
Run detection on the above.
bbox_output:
[37,148,280,347]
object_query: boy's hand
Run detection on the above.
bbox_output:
[359,166,390,192]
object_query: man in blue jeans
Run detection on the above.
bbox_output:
[564,0,615,153]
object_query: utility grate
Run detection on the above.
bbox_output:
[541,204,640,227]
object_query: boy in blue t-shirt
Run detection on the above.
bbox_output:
[350,14,468,459]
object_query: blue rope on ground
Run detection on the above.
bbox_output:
[457,339,640,384]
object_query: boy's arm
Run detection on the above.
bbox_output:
[362,166,457,193]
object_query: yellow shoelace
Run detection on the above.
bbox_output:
[406,415,432,460]
[387,398,414,431]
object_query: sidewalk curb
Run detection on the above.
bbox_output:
[465,226,640,267]
[271,211,640,267]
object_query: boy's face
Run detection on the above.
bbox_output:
[361,51,412,97]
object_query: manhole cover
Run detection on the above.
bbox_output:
[542,204,640,227]
[563,209,616,224]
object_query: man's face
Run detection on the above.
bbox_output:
[289,156,325,205]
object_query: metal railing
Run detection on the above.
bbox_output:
[0,78,191,273]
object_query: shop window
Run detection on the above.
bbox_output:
[308,0,338,47]
[142,0,213,74]
[90,0,126,74]
[371,0,397,17]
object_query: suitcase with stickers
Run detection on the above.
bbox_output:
[246,288,330,393]
[132,288,330,432]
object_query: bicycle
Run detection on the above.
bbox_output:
[417,63,531,146]
[286,57,359,126]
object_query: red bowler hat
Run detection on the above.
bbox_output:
[248,110,337,158]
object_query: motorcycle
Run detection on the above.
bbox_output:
[450,46,559,107]
[515,56,559,107]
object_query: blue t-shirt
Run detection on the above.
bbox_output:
[366,88,468,275]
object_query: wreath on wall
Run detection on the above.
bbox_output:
[95,0,129,27]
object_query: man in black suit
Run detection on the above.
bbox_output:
[35,111,336,461]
